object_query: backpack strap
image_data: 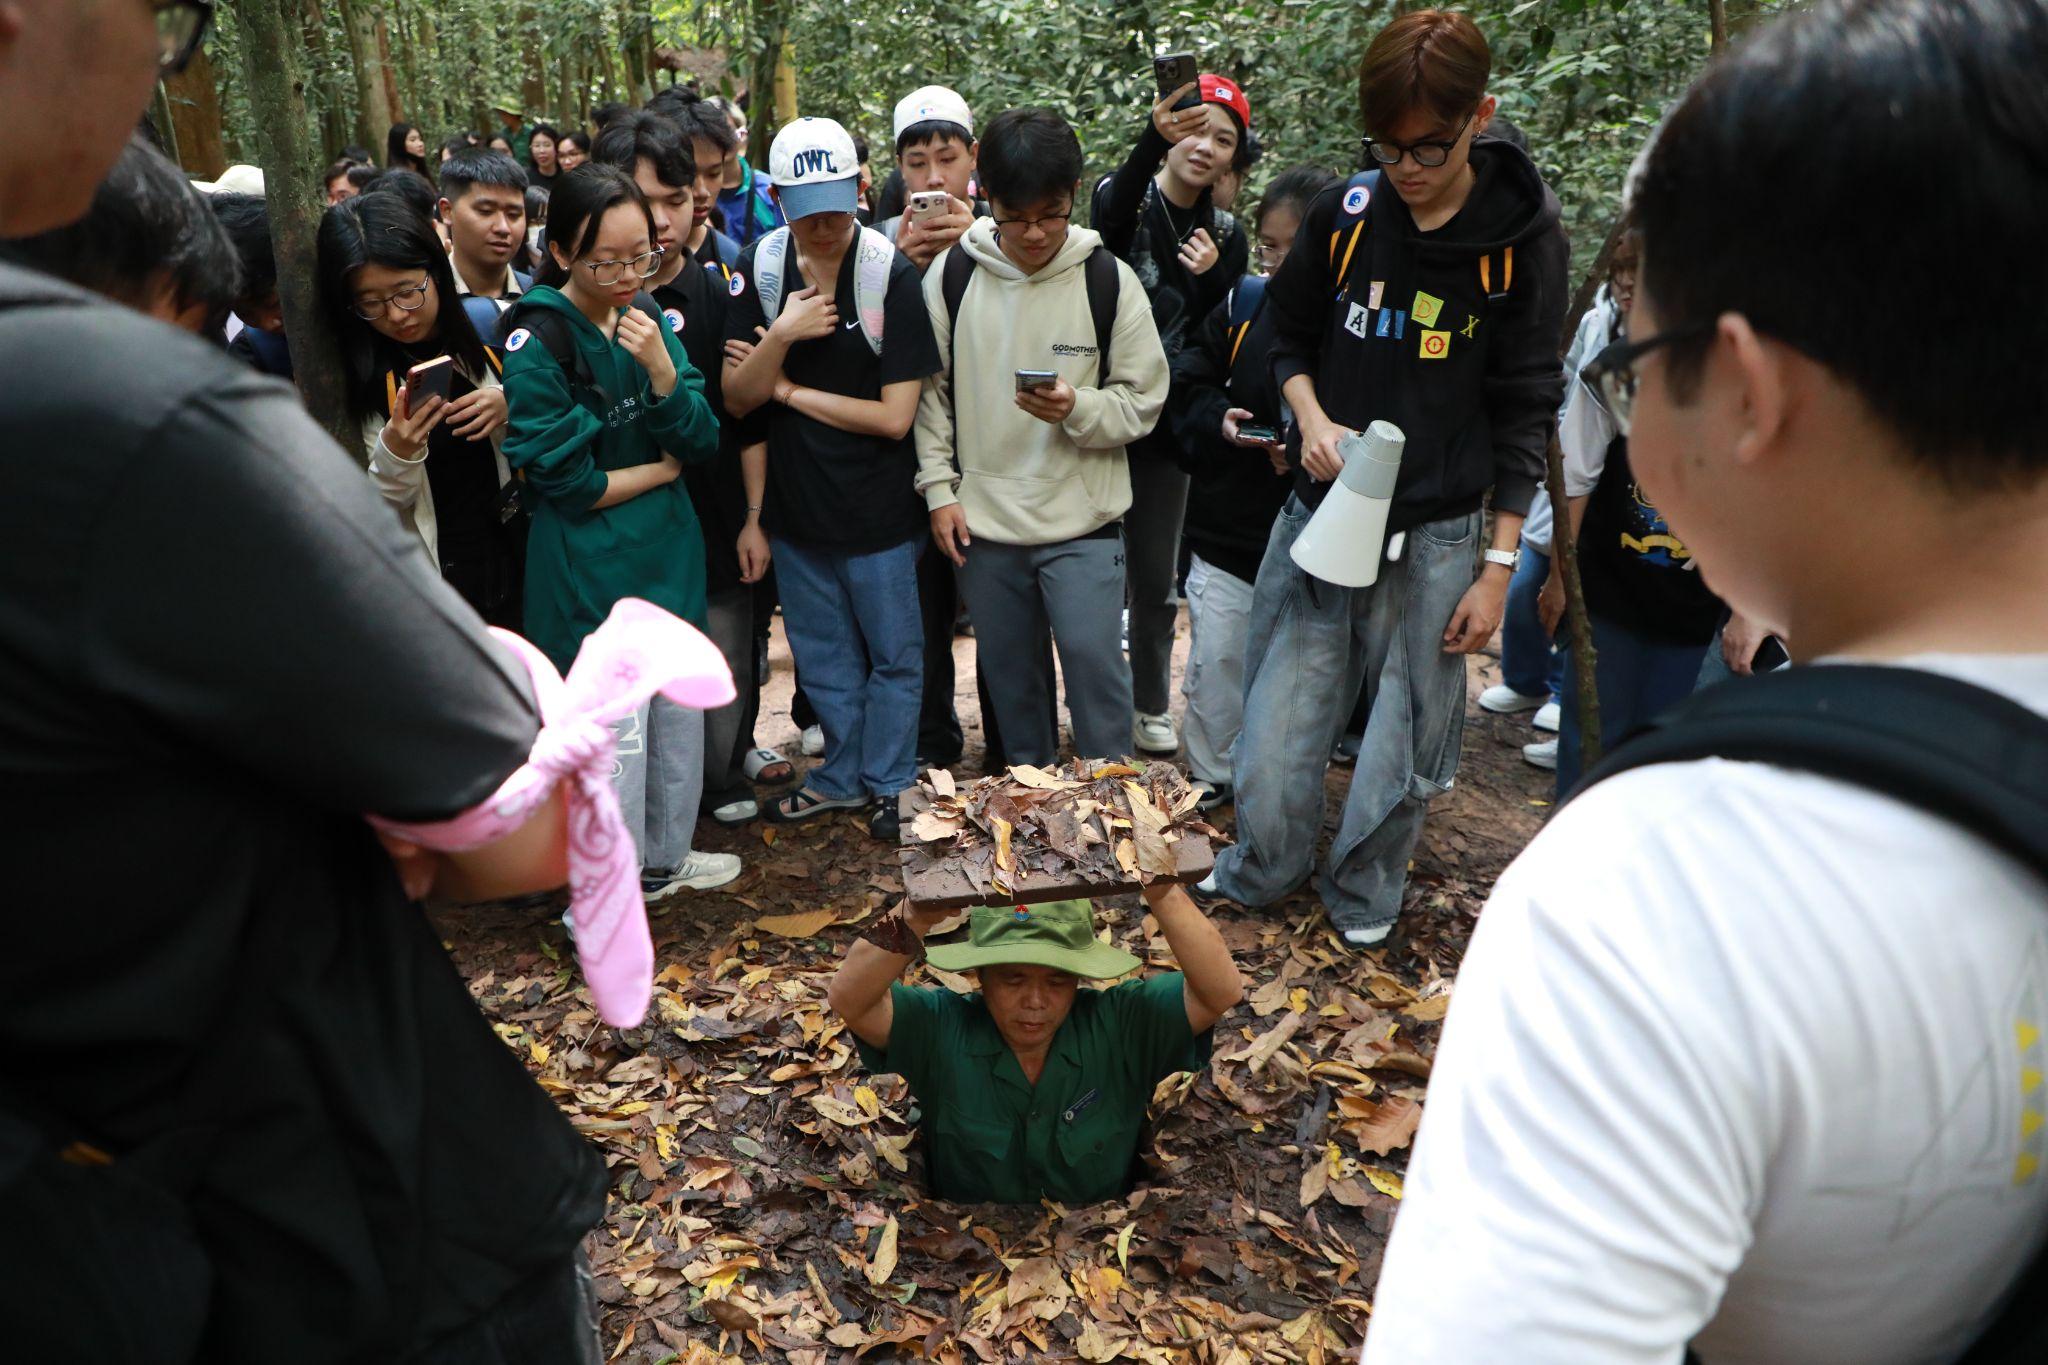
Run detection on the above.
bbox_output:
[1326,170,1383,297]
[753,226,793,327]
[940,246,977,368]
[1227,273,1268,369]
[1575,666,2048,879]
[849,225,895,357]
[1083,245,1119,386]
[460,293,508,348]
[1478,247,1515,302]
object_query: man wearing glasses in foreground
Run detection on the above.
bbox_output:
[1,3,610,1359]
[1365,1,2048,1360]
[1194,9,1568,950]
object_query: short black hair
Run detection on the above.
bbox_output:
[895,119,973,158]
[1256,164,1340,230]
[591,102,630,132]
[592,110,696,189]
[1,135,241,327]
[362,167,439,223]
[339,144,375,167]
[1635,0,2048,491]
[323,158,356,188]
[853,134,870,165]
[439,147,530,204]
[345,163,379,191]
[206,191,276,305]
[525,184,549,223]
[535,163,657,289]
[560,129,593,157]
[977,108,1082,209]
[645,87,737,155]
[439,135,472,160]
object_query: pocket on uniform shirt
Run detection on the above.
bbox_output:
[929,1107,1015,1168]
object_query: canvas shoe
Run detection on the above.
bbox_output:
[1479,684,1549,715]
[1134,712,1179,755]
[1522,738,1559,771]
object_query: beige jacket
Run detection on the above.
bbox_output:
[362,363,508,566]
[914,219,1168,546]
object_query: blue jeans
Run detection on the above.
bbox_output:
[771,535,923,801]
[1214,499,1480,934]
[1502,543,1565,701]
[1557,612,1711,796]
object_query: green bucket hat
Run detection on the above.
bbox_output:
[925,900,1140,979]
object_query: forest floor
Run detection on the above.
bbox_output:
[431,607,1555,1364]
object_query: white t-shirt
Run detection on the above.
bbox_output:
[1365,655,2048,1365]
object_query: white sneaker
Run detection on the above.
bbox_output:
[1133,712,1179,755]
[800,724,824,757]
[1479,684,1549,715]
[1340,924,1393,950]
[644,850,742,898]
[1533,700,1561,733]
[1522,738,1559,771]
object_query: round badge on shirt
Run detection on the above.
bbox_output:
[505,328,531,352]
[729,272,746,298]
[1343,183,1371,216]
[663,308,685,334]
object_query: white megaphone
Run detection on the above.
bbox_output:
[1290,420,1406,588]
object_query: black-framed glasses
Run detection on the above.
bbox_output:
[1580,320,1713,436]
[583,249,666,287]
[353,279,432,321]
[991,209,1073,234]
[153,0,215,75]
[1362,109,1476,169]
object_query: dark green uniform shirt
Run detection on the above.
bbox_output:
[856,972,1211,1204]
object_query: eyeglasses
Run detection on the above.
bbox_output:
[353,279,432,321]
[152,0,215,75]
[1579,320,1712,436]
[991,210,1073,234]
[1361,110,1476,170]
[1255,239,1290,270]
[583,249,666,287]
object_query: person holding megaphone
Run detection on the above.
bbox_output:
[1191,10,1567,950]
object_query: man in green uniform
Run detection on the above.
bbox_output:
[830,883,1243,1204]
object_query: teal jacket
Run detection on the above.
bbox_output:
[501,286,720,671]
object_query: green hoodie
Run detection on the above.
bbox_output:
[501,286,720,671]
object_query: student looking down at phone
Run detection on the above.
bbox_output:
[1167,164,1340,814]
[875,85,982,273]
[499,163,740,898]
[318,192,523,629]
[915,107,1168,769]
[1094,68,1254,760]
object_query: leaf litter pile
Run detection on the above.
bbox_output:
[902,760,1220,907]
[430,659,1550,1364]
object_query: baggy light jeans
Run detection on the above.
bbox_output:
[1212,497,1480,934]
[1180,552,1257,787]
[612,696,704,873]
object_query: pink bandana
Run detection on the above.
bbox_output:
[370,598,735,1027]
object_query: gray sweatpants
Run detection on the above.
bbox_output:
[955,533,1133,766]
[1180,552,1257,787]
[611,696,704,873]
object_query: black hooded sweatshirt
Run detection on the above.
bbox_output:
[1266,136,1567,531]
[1169,279,1292,584]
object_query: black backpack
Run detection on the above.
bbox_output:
[513,291,668,409]
[939,244,1121,391]
[1581,665,2048,1364]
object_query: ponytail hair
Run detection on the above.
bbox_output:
[535,163,657,290]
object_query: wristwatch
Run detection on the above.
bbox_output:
[1483,547,1521,571]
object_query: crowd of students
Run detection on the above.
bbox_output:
[6,0,2048,1360]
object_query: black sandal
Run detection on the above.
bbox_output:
[767,787,870,823]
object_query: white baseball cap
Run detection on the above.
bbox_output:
[767,117,860,220]
[892,86,974,146]
[193,164,266,197]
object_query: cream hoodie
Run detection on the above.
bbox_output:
[915,218,1168,546]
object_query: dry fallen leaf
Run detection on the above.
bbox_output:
[754,908,839,938]
[865,1214,899,1285]
[1346,1094,1423,1155]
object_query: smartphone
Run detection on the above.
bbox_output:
[908,190,949,224]
[405,355,456,408]
[1154,52,1198,100]
[1238,423,1279,445]
[1015,369,1059,392]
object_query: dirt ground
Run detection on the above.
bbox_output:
[432,604,1554,1364]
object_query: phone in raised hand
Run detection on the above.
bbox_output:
[908,190,949,224]
[1154,52,1198,99]
[405,355,456,409]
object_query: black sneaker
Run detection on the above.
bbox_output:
[867,799,902,843]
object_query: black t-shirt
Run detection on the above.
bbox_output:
[654,254,754,592]
[0,266,605,1358]
[725,235,940,551]
[1577,433,1724,646]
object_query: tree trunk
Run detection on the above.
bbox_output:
[555,48,576,126]
[160,44,228,179]
[375,8,404,128]
[1546,212,1632,773]
[1709,0,1729,52]
[520,7,549,115]
[338,0,391,158]
[746,0,786,168]
[234,0,356,456]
